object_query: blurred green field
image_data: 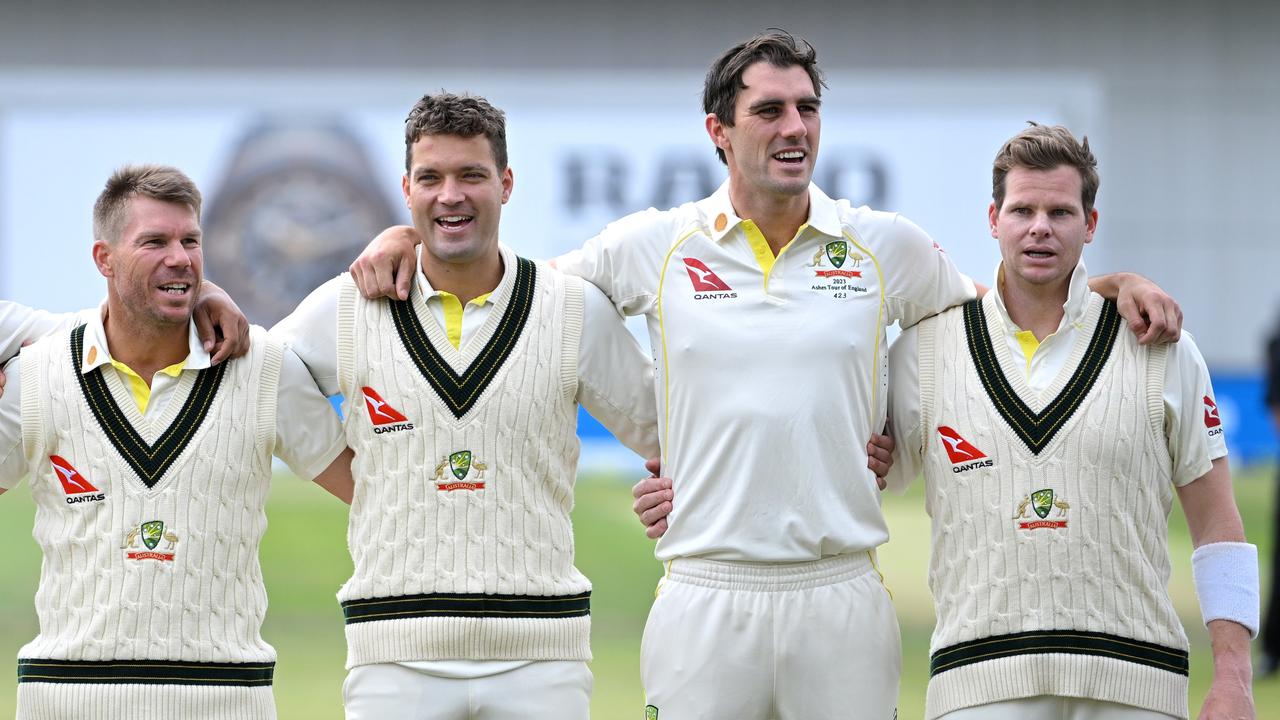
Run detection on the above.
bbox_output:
[1,465,1277,719]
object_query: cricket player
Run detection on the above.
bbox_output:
[352,31,1181,720]
[271,92,661,719]
[883,124,1255,719]
[0,164,355,720]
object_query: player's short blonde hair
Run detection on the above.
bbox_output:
[92,164,202,245]
[992,122,1100,213]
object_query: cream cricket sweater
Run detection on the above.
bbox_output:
[919,293,1188,719]
[336,251,589,667]
[16,325,282,720]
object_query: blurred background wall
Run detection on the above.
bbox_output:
[1,0,1277,460]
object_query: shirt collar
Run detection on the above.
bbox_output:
[413,242,513,306]
[79,300,211,375]
[990,259,1091,337]
[699,180,844,243]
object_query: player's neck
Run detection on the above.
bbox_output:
[728,183,809,255]
[420,251,504,305]
[101,302,190,384]
[1000,274,1068,342]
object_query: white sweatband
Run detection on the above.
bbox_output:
[1190,541,1260,638]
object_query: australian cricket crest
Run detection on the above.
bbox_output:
[433,450,488,491]
[809,239,867,295]
[826,240,848,268]
[123,520,179,561]
[1014,489,1069,530]
[645,705,659,720]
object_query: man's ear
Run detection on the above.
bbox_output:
[705,113,730,155]
[92,240,114,279]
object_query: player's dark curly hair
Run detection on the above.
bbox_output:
[702,29,826,165]
[93,164,202,244]
[993,122,1100,213]
[404,92,508,171]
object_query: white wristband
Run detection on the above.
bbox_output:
[1190,541,1260,638]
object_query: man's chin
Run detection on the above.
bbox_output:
[767,175,811,197]
[425,237,491,266]
[149,303,195,328]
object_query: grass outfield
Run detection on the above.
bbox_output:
[0,466,1276,718]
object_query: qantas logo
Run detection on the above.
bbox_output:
[937,426,994,473]
[361,387,415,434]
[683,258,737,300]
[50,455,106,504]
[1203,395,1223,436]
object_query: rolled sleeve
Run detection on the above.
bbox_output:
[273,348,347,481]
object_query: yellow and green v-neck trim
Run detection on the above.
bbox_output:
[391,258,535,420]
[71,325,225,488]
[963,298,1121,455]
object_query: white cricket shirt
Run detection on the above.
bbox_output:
[0,302,95,364]
[556,181,975,562]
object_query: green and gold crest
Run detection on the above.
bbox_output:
[140,520,165,550]
[449,450,473,481]
[825,240,848,268]
[1031,489,1055,519]
[645,705,659,720]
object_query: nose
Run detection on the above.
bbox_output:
[163,240,192,268]
[438,177,465,205]
[779,104,808,140]
[1029,212,1053,238]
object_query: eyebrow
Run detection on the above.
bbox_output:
[136,229,202,241]
[414,164,491,176]
[747,95,822,112]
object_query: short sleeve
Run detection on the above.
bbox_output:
[554,207,681,317]
[0,356,28,489]
[0,302,91,365]
[576,282,660,458]
[875,215,975,329]
[1163,331,1226,487]
[270,276,344,396]
[272,348,347,481]
[885,326,924,494]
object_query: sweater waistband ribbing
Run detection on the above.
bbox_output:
[342,591,591,625]
[930,629,1189,677]
[17,658,275,686]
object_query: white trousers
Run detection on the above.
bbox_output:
[937,696,1180,720]
[342,660,591,720]
[641,553,901,720]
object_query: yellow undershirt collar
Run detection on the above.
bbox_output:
[742,220,809,291]
[108,358,186,415]
[437,291,493,349]
[1013,330,1039,377]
